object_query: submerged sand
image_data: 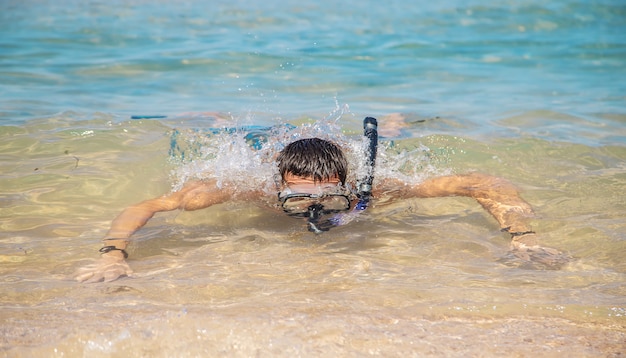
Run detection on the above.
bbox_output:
[2,299,624,357]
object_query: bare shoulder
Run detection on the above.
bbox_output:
[177,180,233,211]
[378,113,409,137]
[372,178,413,197]
[177,179,264,211]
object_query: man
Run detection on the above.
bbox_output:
[76,120,568,283]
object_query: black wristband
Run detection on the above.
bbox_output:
[501,227,535,237]
[99,245,129,259]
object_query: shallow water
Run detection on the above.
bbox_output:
[2,113,625,356]
[1,0,625,356]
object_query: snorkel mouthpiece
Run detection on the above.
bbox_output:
[307,204,323,221]
[307,204,338,233]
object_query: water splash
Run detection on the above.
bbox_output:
[167,107,446,196]
[375,140,451,185]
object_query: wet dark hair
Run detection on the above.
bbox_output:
[277,138,348,184]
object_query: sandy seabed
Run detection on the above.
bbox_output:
[2,302,624,358]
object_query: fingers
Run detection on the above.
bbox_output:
[506,233,573,270]
[500,245,572,270]
[75,270,96,283]
[512,250,531,262]
[527,247,572,268]
[103,269,120,283]
[74,260,132,283]
[75,263,99,282]
[103,262,133,282]
[84,271,105,283]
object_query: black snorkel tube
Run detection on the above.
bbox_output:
[355,116,378,210]
[320,117,378,231]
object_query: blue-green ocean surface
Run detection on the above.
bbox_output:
[1,0,625,356]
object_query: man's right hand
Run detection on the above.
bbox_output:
[75,253,133,283]
[500,233,573,270]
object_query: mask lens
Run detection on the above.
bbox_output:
[317,195,350,212]
[282,196,316,214]
[281,194,350,214]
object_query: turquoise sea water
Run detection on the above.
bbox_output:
[1,0,625,356]
[2,0,625,133]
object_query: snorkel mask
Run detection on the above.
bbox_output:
[278,185,353,233]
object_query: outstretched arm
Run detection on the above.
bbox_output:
[391,173,569,268]
[76,180,233,282]
[105,180,234,240]
[408,172,534,235]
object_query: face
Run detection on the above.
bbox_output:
[282,172,342,193]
